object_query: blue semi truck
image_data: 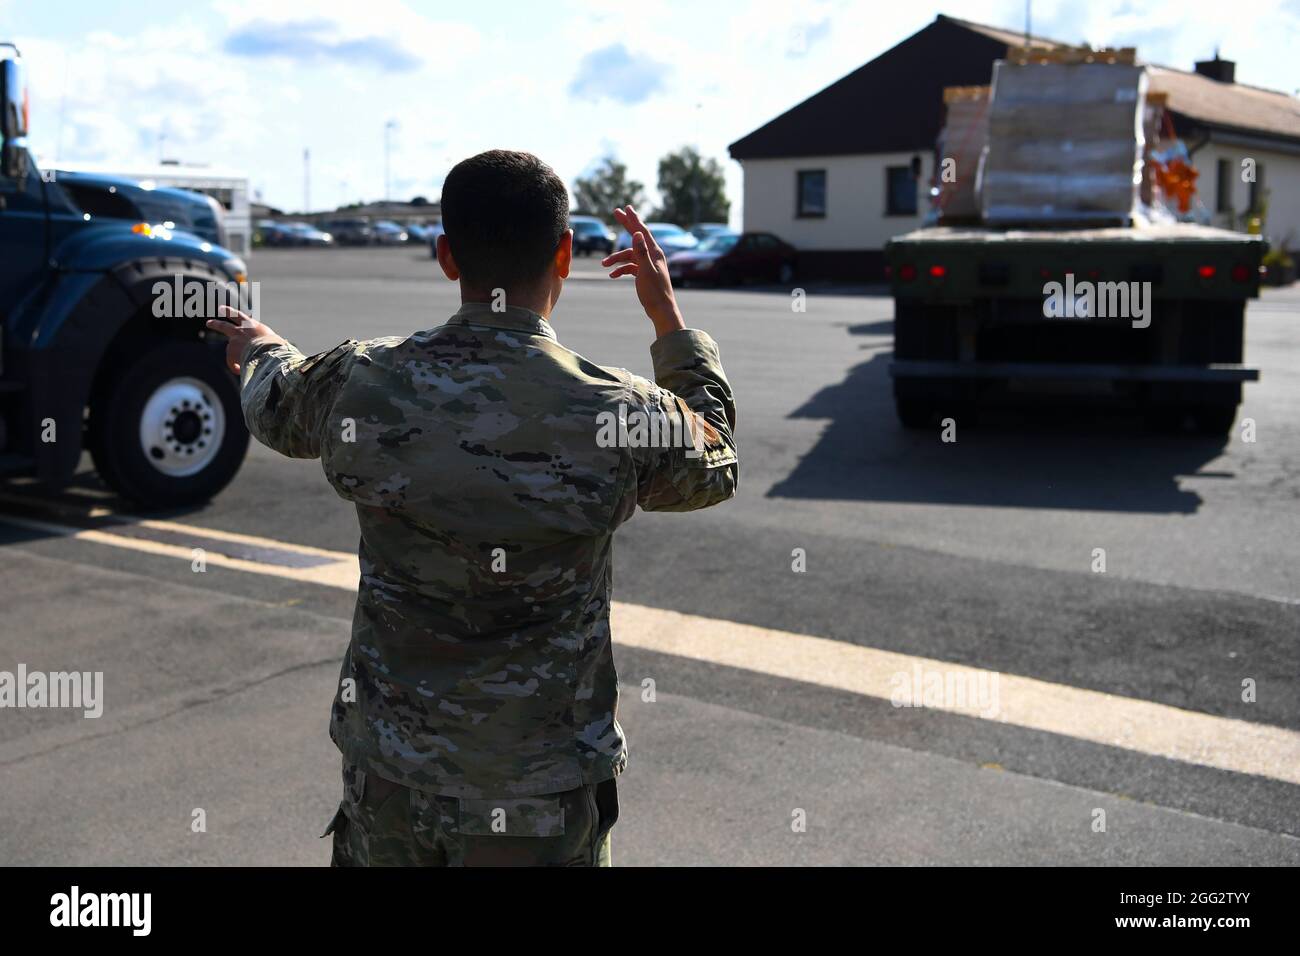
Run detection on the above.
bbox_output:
[0,43,249,508]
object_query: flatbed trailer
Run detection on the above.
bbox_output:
[885,222,1266,435]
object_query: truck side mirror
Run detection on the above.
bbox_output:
[1,57,31,180]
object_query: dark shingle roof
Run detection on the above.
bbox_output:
[728,17,1014,160]
[1149,66,1300,143]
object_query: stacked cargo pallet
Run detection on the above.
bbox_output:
[935,85,990,224]
[979,46,1147,226]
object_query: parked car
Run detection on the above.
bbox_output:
[690,222,731,241]
[321,218,373,246]
[613,222,698,255]
[282,222,334,247]
[372,220,409,245]
[426,220,446,258]
[571,215,615,256]
[667,231,797,286]
[55,170,227,247]
[255,219,298,247]
[406,223,432,243]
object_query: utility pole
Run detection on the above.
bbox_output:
[1025,0,1031,45]
[303,148,311,214]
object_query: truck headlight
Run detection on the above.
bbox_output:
[222,257,249,284]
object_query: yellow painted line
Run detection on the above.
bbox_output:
[610,604,1300,786]
[5,510,1299,785]
[1,515,360,590]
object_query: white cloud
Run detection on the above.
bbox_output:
[8,0,1297,220]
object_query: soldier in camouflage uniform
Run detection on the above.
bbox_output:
[207,150,737,866]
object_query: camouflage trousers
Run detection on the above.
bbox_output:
[323,759,619,866]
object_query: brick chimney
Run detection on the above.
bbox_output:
[1194,52,1235,83]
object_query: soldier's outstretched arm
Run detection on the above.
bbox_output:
[602,206,738,512]
[206,306,356,460]
[628,333,738,511]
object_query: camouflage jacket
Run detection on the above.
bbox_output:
[240,302,737,797]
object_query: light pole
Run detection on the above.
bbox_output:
[384,120,399,203]
[692,102,703,226]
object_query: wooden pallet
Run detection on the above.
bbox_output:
[1006,45,1137,65]
[943,85,991,104]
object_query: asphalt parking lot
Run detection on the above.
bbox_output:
[1,246,1297,865]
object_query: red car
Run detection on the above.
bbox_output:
[668,231,798,286]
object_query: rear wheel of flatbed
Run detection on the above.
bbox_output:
[1143,403,1238,438]
[895,376,979,431]
[1191,404,1238,437]
[896,396,935,429]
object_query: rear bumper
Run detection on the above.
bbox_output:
[890,360,1259,383]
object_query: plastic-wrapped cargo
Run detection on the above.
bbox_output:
[979,48,1147,225]
[936,86,989,223]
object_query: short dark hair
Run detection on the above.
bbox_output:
[440,150,569,290]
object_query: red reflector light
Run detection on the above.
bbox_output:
[1231,264,1251,283]
[928,264,946,278]
[899,264,917,282]
[1197,265,1217,279]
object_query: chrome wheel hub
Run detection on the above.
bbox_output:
[138,377,225,477]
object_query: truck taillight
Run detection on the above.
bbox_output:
[1197,264,1216,279]
[898,264,917,282]
[1231,264,1252,283]
[928,264,946,279]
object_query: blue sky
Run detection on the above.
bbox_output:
[4,0,1296,217]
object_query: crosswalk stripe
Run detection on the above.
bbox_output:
[5,510,1298,785]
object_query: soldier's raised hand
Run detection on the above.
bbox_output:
[206,305,285,374]
[602,205,686,338]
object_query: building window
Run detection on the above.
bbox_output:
[796,170,826,218]
[1249,163,1265,214]
[1215,158,1232,213]
[886,165,918,216]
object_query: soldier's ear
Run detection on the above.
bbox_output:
[555,230,573,280]
[436,234,460,281]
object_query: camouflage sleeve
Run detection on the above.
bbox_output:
[628,328,738,512]
[239,337,359,459]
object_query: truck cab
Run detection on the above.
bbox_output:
[0,44,250,507]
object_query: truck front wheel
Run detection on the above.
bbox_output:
[89,342,249,509]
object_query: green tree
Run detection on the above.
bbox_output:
[654,147,730,226]
[572,157,647,222]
